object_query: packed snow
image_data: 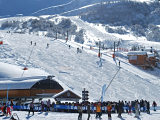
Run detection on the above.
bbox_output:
[0,21,160,104]
[1,110,160,120]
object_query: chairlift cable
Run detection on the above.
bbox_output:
[99,67,121,101]
[21,45,35,78]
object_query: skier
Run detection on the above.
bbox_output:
[69,45,71,49]
[134,101,139,118]
[28,101,34,116]
[65,38,68,43]
[96,102,102,119]
[128,101,132,115]
[41,100,44,112]
[124,101,128,113]
[47,99,51,111]
[6,102,11,117]
[119,60,120,68]
[34,42,36,46]
[10,99,14,111]
[117,101,123,118]
[150,47,153,53]
[87,103,90,120]
[147,101,150,114]
[152,101,157,111]
[77,104,83,120]
[107,102,112,120]
[2,104,6,116]
[47,43,49,48]
[31,41,32,45]
[77,48,79,54]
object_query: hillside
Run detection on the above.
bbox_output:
[0,0,157,17]
[0,0,160,105]
[0,15,160,104]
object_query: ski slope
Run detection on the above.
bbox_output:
[0,22,160,104]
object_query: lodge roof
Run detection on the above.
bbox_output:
[127,51,147,56]
[54,89,81,101]
[0,76,46,90]
[0,76,63,90]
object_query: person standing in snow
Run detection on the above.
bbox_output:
[152,101,157,111]
[47,43,49,48]
[96,102,102,119]
[134,101,139,118]
[107,102,112,120]
[2,104,7,116]
[117,101,123,118]
[128,101,132,115]
[147,101,150,114]
[31,41,32,45]
[10,99,14,112]
[47,99,51,111]
[28,101,34,116]
[6,102,11,117]
[41,100,44,112]
[119,60,120,68]
[78,104,83,120]
[77,48,79,54]
[87,103,90,120]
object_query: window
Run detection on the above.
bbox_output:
[129,56,137,60]
[31,79,63,90]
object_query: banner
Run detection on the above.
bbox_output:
[101,84,106,102]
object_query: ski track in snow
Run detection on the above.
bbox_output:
[70,16,119,43]
[32,0,76,15]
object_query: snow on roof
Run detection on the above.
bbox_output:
[0,62,49,78]
[0,62,53,90]
[147,52,155,58]
[127,51,147,56]
[144,48,155,52]
[0,76,47,90]
[53,89,81,99]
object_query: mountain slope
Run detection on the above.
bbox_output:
[0,24,160,103]
[0,0,156,17]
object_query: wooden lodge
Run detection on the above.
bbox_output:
[127,51,147,65]
[0,75,63,100]
[54,90,81,102]
[127,51,158,69]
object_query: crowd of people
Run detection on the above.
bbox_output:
[76,100,157,120]
[0,99,158,120]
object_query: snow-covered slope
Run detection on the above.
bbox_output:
[0,19,160,104]
[2,110,160,120]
